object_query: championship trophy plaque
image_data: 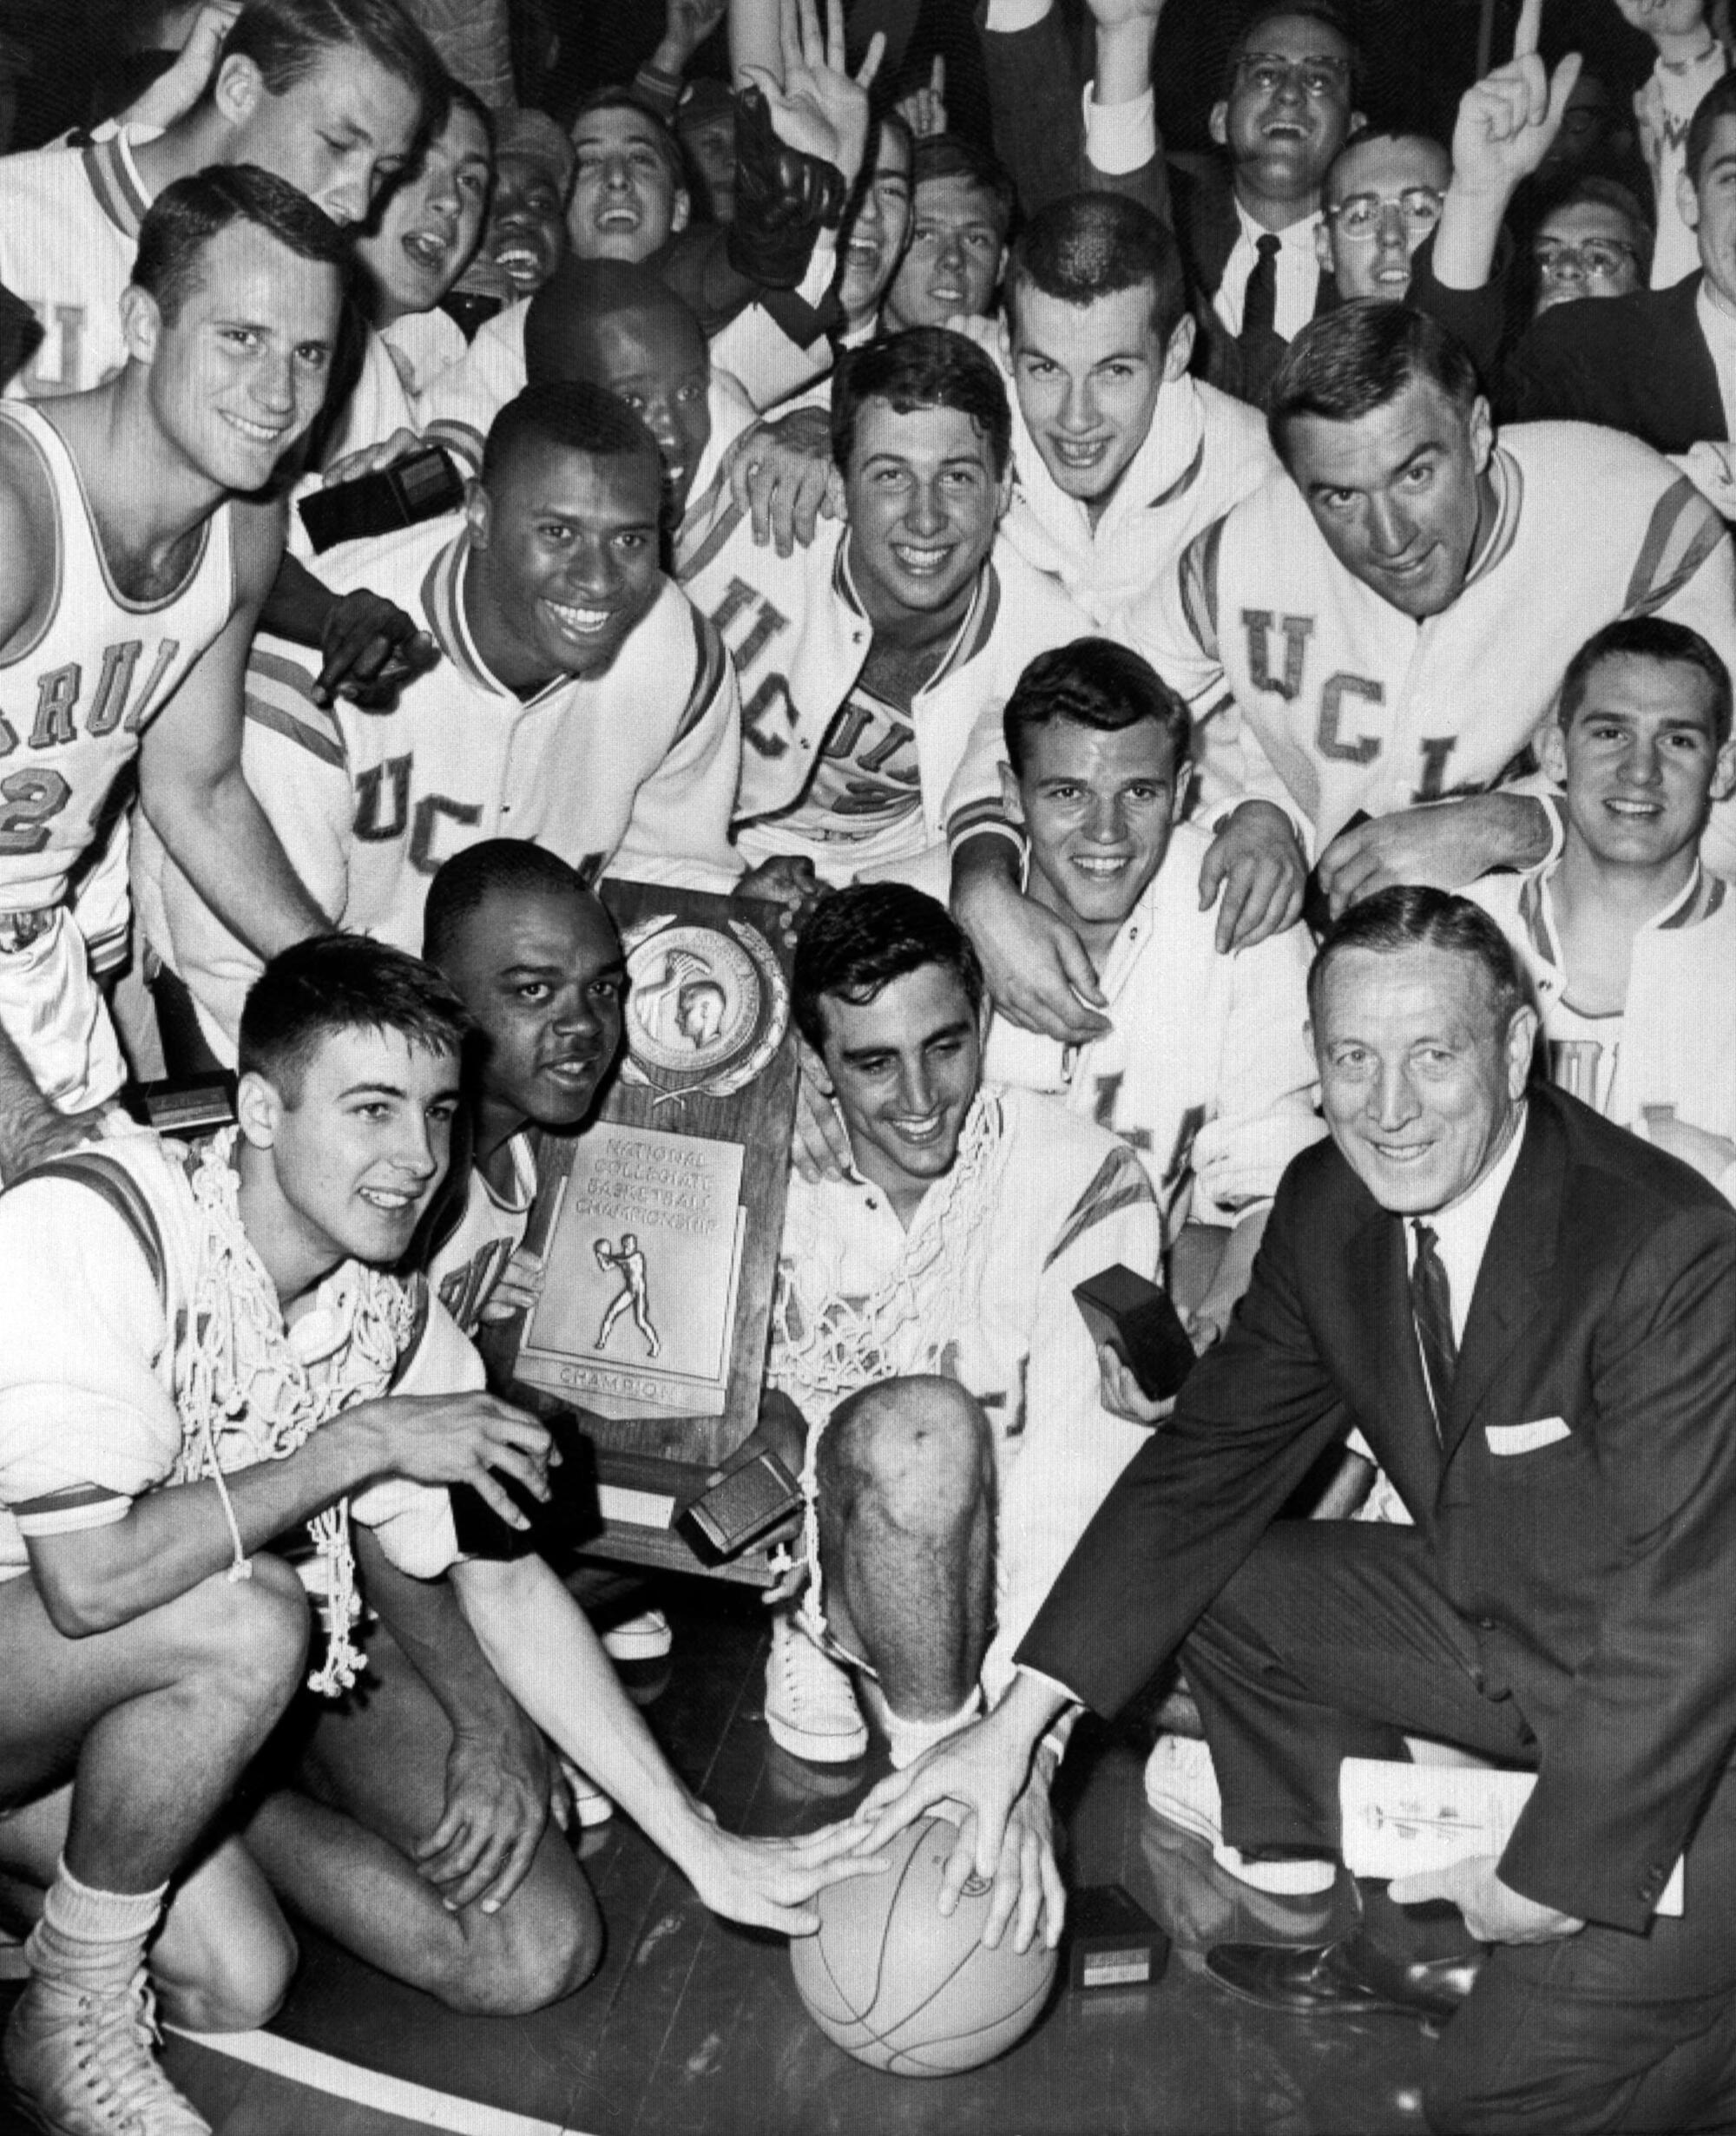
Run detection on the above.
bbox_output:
[480,879,801,1583]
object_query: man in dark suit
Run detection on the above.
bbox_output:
[1474,69,1736,453]
[860,886,1736,2133]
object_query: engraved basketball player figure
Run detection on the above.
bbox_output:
[595,1232,661,1357]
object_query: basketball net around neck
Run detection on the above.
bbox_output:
[168,1128,417,1697]
[770,1087,1008,1417]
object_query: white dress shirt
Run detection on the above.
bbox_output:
[1213,200,1321,341]
[1408,1103,1530,1353]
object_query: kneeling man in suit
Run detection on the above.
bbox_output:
[863,884,1736,2134]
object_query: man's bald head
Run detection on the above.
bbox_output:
[524,258,713,515]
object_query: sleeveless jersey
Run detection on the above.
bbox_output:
[0,402,235,910]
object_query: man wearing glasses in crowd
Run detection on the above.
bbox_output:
[1314,128,1452,304]
[1169,4,1364,406]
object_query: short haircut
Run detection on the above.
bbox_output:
[831,326,1012,480]
[480,378,662,488]
[569,89,685,193]
[523,255,703,386]
[910,132,1016,240]
[1225,2,1364,102]
[423,838,608,967]
[1006,190,1187,348]
[132,163,350,325]
[792,884,985,1053]
[1324,125,1449,201]
[1557,616,1733,746]
[1306,885,1526,1032]
[1686,69,1736,189]
[1267,300,1479,458]
[219,0,449,141]
[238,933,472,1097]
[1003,638,1192,779]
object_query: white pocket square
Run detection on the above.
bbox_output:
[1485,1417,1571,1456]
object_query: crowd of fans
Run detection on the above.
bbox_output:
[1,1,1735,2132]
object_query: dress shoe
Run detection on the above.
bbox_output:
[1205,1928,1483,2022]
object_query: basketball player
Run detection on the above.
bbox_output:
[1465,617,1736,1198]
[0,165,351,1172]
[760,884,1159,1954]
[0,936,569,2135]
[984,641,1322,1364]
[138,382,748,1065]
[0,0,444,400]
[947,302,1736,1042]
[684,327,1092,891]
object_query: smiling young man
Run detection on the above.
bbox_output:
[880,134,1015,335]
[0,934,573,2135]
[0,165,352,1173]
[760,884,1158,1857]
[0,0,444,401]
[865,886,1736,2133]
[138,382,746,1063]
[983,640,1321,1364]
[1465,617,1736,1201]
[959,191,1275,628]
[684,326,1089,889]
[836,112,914,345]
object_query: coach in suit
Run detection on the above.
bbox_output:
[1495,71,1736,453]
[863,886,1736,2134]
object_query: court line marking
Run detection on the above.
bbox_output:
[168,2025,593,2136]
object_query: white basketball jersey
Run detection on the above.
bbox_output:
[0,403,235,910]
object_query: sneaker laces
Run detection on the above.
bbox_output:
[62,1969,200,2132]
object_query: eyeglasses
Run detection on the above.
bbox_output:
[1531,237,1641,280]
[1325,188,1445,239]
[1233,53,1351,101]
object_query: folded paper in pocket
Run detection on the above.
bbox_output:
[1484,1416,1571,1456]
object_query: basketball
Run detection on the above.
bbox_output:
[791,1815,1058,2076]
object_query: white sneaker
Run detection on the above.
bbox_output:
[5,1968,209,2135]
[764,1614,866,1763]
[1144,1734,1336,1897]
[557,1756,615,1829]
[601,1608,673,1661]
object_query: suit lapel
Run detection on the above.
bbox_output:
[1677,279,1728,449]
[1437,1106,1562,1465]
[1346,1208,1441,1514]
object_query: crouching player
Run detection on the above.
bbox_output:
[0,937,574,2135]
[419,837,889,1922]
[757,884,1161,1945]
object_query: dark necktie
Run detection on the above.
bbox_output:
[1410,1221,1457,1429]
[1242,231,1282,345]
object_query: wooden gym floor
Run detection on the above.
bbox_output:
[1,1576,1441,2136]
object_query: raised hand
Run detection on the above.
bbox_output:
[1451,0,1583,199]
[740,0,885,190]
[895,56,949,140]
[656,0,728,73]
